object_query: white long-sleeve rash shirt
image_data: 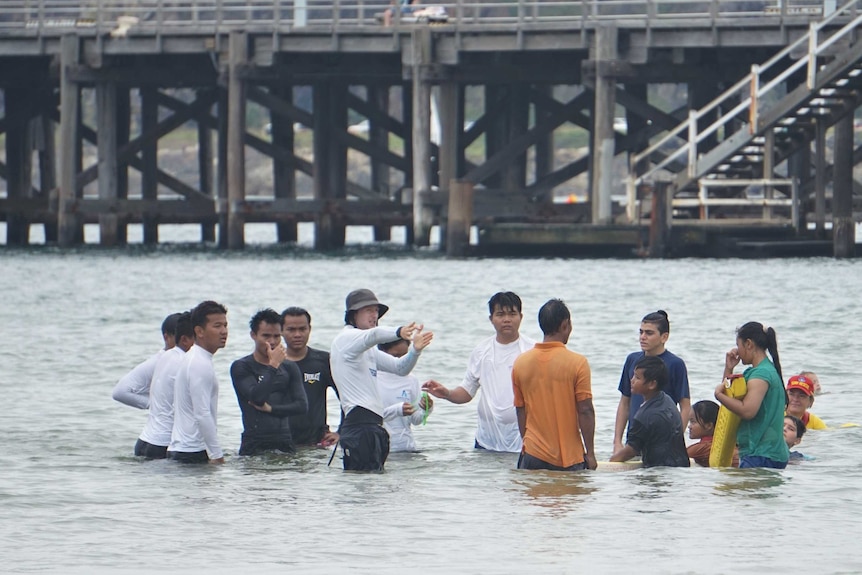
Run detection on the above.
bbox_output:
[169,344,223,459]
[139,346,186,447]
[329,325,422,419]
[112,350,164,409]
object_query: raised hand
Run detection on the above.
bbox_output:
[267,341,288,368]
[412,327,433,351]
[422,379,450,399]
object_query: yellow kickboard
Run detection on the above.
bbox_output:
[710,374,747,467]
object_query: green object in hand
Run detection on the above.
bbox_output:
[421,391,429,426]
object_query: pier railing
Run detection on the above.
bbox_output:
[0,0,834,35]
[627,0,861,222]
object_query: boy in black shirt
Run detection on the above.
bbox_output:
[610,355,690,468]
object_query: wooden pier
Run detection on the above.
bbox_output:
[0,0,859,257]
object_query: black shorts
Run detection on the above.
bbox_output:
[167,450,210,464]
[517,451,587,472]
[134,438,168,459]
[239,436,296,456]
[339,424,389,472]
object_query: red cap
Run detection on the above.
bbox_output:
[787,375,815,396]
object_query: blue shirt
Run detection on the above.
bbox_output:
[618,349,690,428]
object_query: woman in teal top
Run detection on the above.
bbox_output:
[714,321,789,469]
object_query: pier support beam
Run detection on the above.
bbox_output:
[534,85,555,183]
[814,117,827,238]
[312,81,347,250]
[411,28,434,246]
[369,84,391,242]
[446,180,473,257]
[140,87,159,245]
[438,81,460,250]
[226,31,247,249]
[97,81,120,246]
[503,84,529,193]
[37,114,58,244]
[832,113,856,258]
[199,101,216,243]
[590,25,618,224]
[58,35,82,247]
[5,87,33,246]
[217,88,229,248]
[272,84,297,243]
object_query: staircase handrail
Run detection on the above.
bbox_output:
[631,0,862,187]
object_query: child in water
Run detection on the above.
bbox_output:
[610,356,690,468]
[784,415,811,462]
[687,400,739,467]
[377,339,433,452]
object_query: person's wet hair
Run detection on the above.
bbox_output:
[785,414,807,439]
[634,355,668,391]
[488,291,522,315]
[161,312,183,336]
[249,308,283,333]
[538,298,570,336]
[692,400,719,428]
[191,301,227,330]
[281,306,312,325]
[736,321,783,382]
[641,310,670,334]
[174,311,194,341]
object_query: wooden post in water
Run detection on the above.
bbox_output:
[832,113,856,258]
[226,31,247,249]
[411,28,434,246]
[648,182,670,258]
[5,86,32,246]
[369,84,391,242]
[140,87,159,245]
[534,85,554,184]
[446,180,473,257]
[591,24,618,224]
[272,83,297,243]
[199,97,216,243]
[814,117,827,238]
[438,81,460,251]
[58,34,82,247]
[116,87,130,245]
[328,82,347,248]
[503,84,529,194]
[402,83,415,245]
[97,80,120,246]
[217,88,229,248]
[312,81,347,250]
[37,114,58,244]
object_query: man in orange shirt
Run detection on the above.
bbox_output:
[512,299,596,471]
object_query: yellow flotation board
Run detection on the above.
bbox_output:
[596,461,643,472]
[710,374,747,467]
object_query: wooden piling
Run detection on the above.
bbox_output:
[217,87,229,248]
[97,81,120,246]
[37,114,58,244]
[369,84,391,242]
[272,83,297,243]
[226,31,248,249]
[411,28,434,246]
[140,87,159,245]
[591,24,618,224]
[446,180,473,257]
[832,113,856,258]
[58,34,81,247]
[5,87,32,246]
[199,100,216,243]
[438,81,460,250]
[814,117,827,238]
[648,182,670,258]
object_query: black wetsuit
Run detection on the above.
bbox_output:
[230,355,308,456]
[626,391,690,468]
[289,347,341,446]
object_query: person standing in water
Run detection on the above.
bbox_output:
[613,310,691,454]
[714,321,789,469]
[423,292,535,453]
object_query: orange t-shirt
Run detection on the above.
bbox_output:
[512,342,592,468]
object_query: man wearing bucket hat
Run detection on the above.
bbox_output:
[785,374,827,430]
[330,288,433,471]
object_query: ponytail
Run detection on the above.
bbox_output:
[765,326,782,382]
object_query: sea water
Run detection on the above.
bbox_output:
[0,223,860,574]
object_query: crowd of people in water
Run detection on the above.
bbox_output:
[112,290,827,472]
